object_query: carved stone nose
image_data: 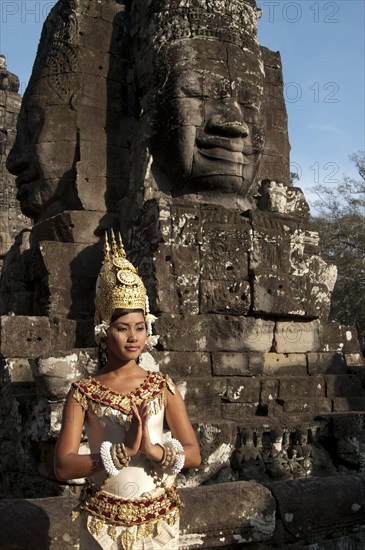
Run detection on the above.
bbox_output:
[205,101,249,138]
[6,143,28,175]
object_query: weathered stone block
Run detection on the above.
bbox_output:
[307,352,347,375]
[260,379,279,405]
[325,375,364,399]
[0,496,80,549]
[0,316,51,358]
[152,243,200,314]
[249,212,336,319]
[200,205,249,226]
[3,357,35,383]
[212,352,250,376]
[29,399,64,442]
[179,481,276,545]
[180,421,236,486]
[223,377,261,403]
[320,322,362,354]
[200,280,250,314]
[249,352,265,375]
[263,352,307,375]
[155,314,208,351]
[156,314,275,352]
[176,377,224,421]
[278,376,325,399]
[169,204,202,245]
[274,320,321,353]
[270,475,365,543]
[209,316,275,353]
[32,350,98,400]
[33,211,116,244]
[201,225,250,280]
[38,241,103,317]
[282,398,332,414]
[345,353,365,367]
[221,402,260,420]
[150,350,212,378]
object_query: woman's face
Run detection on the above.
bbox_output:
[106,311,147,363]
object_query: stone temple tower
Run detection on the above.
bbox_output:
[1,1,365,547]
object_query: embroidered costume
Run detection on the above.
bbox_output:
[72,370,182,550]
[67,232,185,549]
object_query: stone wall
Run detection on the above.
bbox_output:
[0,0,365,548]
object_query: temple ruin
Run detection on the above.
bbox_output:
[1,0,365,548]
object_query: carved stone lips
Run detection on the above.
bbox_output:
[15,170,36,189]
[196,136,247,164]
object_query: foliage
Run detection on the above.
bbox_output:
[310,152,365,349]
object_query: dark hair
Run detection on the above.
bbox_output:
[110,308,145,324]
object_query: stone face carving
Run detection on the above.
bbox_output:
[6,3,82,221]
[130,0,266,209]
[2,4,365,549]
[6,0,132,222]
[0,57,29,268]
[150,40,264,207]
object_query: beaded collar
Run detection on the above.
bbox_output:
[72,371,175,420]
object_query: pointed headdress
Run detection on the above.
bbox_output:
[94,231,157,347]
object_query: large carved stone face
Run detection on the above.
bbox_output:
[6,75,79,221]
[149,39,264,205]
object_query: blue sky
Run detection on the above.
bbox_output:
[0,0,364,204]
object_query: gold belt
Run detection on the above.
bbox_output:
[79,483,182,527]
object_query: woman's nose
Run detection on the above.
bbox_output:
[205,100,249,138]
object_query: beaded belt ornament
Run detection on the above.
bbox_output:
[79,483,182,528]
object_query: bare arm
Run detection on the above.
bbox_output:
[138,386,201,468]
[54,391,104,481]
[164,385,201,469]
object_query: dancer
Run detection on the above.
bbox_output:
[55,233,201,549]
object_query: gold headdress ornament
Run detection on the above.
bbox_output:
[94,231,158,348]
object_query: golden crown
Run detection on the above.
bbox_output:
[94,231,147,328]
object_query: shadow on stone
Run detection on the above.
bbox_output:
[0,499,51,549]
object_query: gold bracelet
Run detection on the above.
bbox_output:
[154,442,166,464]
[111,444,125,470]
[116,443,131,467]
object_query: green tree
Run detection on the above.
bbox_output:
[311,152,365,349]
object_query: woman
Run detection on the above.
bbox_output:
[54,233,201,550]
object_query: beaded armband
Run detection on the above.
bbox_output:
[100,441,131,477]
[154,438,185,476]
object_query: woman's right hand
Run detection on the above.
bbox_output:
[124,402,143,456]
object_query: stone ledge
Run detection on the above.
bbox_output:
[0,482,276,549]
[269,474,365,545]
[2,477,365,548]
